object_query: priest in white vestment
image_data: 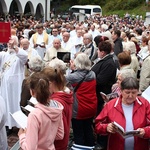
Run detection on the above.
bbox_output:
[0,36,28,129]
[0,95,8,149]
[44,38,67,63]
[21,38,40,77]
[61,32,76,59]
[21,38,40,59]
[29,24,51,59]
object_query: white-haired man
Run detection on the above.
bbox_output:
[79,33,98,62]
[21,38,40,77]
[0,36,28,133]
[44,38,66,63]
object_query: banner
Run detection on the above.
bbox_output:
[0,22,11,43]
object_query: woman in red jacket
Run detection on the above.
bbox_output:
[95,77,150,150]
[66,53,97,147]
[41,66,73,150]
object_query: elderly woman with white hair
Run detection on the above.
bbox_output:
[125,41,139,76]
[46,57,67,75]
[20,55,44,109]
[66,53,97,148]
[112,69,137,97]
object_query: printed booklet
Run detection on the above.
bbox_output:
[113,121,140,138]
[10,110,27,129]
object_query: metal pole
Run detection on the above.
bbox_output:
[45,0,47,21]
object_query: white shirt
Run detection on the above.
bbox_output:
[122,103,134,150]
[88,29,100,39]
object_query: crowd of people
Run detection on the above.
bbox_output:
[0,13,150,150]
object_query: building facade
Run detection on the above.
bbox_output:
[0,0,51,21]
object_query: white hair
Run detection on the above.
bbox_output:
[125,41,136,54]
[101,24,108,31]
[28,55,43,72]
[11,35,18,46]
[74,53,91,70]
[47,58,67,74]
[101,31,112,40]
[84,33,93,41]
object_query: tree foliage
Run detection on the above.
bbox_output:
[63,0,145,10]
[59,0,146,14]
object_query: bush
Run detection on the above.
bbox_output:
[103,0,146,11]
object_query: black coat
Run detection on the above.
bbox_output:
[91,54,117,114]
[114,37,123,56]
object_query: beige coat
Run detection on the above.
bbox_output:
[140,55,150,92]
[44,46,66,63]
[130,53,139,75]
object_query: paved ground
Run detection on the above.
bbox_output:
[8,128,150,150]
[7,127,22,150]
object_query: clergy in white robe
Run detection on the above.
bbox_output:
[21,38,40,59]
[44,38,66,63]
[61,32,75,59]
[0,36,28,129]
[21,38,41,77]
[0,95,8,150]
[71,29,83,54]
[29,24,51,59]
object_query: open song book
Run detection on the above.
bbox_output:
[10,111,28,129]
[113,121,140,138]
[10,98,37,129]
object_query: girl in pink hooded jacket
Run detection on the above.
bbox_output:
[18,72,64,150]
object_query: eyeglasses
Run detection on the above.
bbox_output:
[52,31,58,32]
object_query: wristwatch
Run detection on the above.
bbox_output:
[13,45,17,49]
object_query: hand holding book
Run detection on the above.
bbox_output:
[113,121,140,138]
[18,128,26,136]
[107,122,117,134]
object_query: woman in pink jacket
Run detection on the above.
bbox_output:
[41,66,73,150]
[18,72,64,150]
[95,77,150,150]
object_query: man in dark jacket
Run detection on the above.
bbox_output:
[112,29,123,56]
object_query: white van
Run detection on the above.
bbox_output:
[69,5,102,18]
